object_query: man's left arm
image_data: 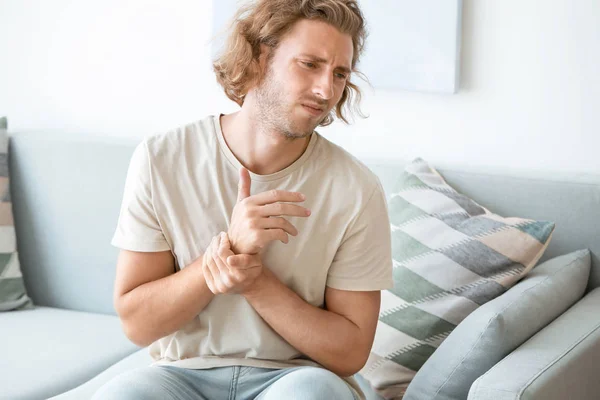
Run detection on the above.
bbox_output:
[242,268,381,377]
[243,182,393,377]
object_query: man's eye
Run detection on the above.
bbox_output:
[303,62,316,68]
[335,73,347,80]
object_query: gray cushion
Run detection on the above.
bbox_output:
[404,249,591,400]
[0,307,139,400]
[468,287,600,400]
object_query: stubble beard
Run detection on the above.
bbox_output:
[254,71,324,140]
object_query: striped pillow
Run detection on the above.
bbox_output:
[0,117,33,311]
[359,158,554,399]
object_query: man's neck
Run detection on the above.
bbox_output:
[219,105,311,176]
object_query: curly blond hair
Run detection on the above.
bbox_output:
[213,0,367,126]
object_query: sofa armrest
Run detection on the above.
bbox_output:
[468,287,600,400]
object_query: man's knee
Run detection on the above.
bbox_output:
[91,367,177,400]
[262,367,355,400]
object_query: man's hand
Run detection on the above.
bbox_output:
[228,168,311,254]
[202,232,264,295]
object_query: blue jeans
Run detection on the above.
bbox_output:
[92,365,358,400]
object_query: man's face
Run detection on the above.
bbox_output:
[254,19,354,139]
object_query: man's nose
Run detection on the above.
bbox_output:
[312,71,334,101]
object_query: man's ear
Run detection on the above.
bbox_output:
[254,44,272,84]
[259,44,270,66]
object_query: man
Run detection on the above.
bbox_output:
[94,0,392,399]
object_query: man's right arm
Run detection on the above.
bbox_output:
[113,249,215,347]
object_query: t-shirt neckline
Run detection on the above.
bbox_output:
[212,114,320,182]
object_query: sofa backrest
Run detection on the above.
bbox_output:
[10,132,136,315]
[8,132,600,315]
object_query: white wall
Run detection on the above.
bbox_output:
[1,0,599,173]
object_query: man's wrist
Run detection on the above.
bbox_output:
[240,267,271,298]
[190,255,216,298]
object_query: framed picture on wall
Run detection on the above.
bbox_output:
[358,0,463,94]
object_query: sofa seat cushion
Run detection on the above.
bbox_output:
[0,306,139,400]
[49,348,152,399]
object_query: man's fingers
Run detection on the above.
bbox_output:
[207,258,225,293]
[250,189,306,206]
[206,239,227,293]
[220,231,232,247]
[227,254,262,270]
[259,203,311,218]
[217,232,234,270]
[218,232,234,256]
[212,235,231,275]
[267,228,289,244]
[203,263,217,293]
[237,168,251,203]
[259,217,298,236]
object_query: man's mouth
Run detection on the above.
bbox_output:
[301,103,324,116]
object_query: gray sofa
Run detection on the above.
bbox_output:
[1,129,599,400]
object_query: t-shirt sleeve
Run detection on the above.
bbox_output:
[111,140,171,252]
[326,180,394,291]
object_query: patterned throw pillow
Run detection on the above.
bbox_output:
[359,158,554,399]
[0,117,33,311]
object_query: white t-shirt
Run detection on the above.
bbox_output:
[112,115,393,398]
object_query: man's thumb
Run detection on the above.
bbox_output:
[237,168,251,202]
